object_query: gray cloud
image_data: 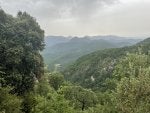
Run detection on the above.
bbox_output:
[0,0,150,37]
[0,0,117,20]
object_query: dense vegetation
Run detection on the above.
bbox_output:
[63,38,150,91]
[42,36,140,71]
[0,9,150,113]
[0,9,44,95]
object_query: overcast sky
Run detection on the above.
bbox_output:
[0,0,150,38]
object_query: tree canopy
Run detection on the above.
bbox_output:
[0,9,45,95]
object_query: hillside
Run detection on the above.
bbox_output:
[44,36,70,48]
[42,36,141,71]
[63,38,150,91]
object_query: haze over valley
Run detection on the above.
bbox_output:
[42,35,142,71]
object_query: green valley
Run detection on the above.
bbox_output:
[63,38,150,91]
[42,36,141,71]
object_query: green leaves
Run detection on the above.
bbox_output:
[0,87,21,113]
[0,9,44,95]
[33,73,75,113]
[113,53,150,80]
[48,72,64,90]
[59,85,98,110]
[114,53,150,113]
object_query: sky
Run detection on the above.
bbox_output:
[0,0,150,38]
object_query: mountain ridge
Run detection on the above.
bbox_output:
[63,37,150,91]
[42,35,142,71]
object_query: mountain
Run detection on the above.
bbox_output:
[63,38,150,91]
[42,35,141,71]
[44,36,70,48]
[88,35,142,46]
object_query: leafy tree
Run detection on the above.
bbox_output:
[21,92,38,113]
[115,70,150,113]
[0,9,45,95]
[114,53,150,113]
[33,73,75,113]
[91,91,117,113]
[0,67,5,86]
[48,72,64,90]
[84,104,117,113]
[35,72,55,97]
[59,85,98,111]
[113,53,150,80]
[34,93,75,113]
[0,87,21,113]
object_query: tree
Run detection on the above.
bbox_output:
[116,70,150,113]
[21,92,37,113]
[35,72,54,97]
[59,85,98,111]
[114,53,150,113]
[113,53,150,80]
[0,9,45,95]
[48,72,64,90]
[0,87,21,113]
[33,73,75,113]
[34,93,75,113]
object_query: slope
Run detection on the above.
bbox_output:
[63,38,150,91]
[42,36,141,71]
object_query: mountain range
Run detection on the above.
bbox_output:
[63,37,150,91]
[42,35,142,71]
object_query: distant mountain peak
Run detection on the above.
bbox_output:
[70,37,91,42]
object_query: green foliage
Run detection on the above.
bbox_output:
[83,91,117,113]
[59,85,98,111]
[21,92,37,113]
[48,72,64,90]
[33,73,75,113]
[35,74,53,97]
[113,53,150,80]
[0,87,21,113]
[63,48,127,91]
[115,70,150,113]
[84,104,117,113]
[34,93,75,113]
[63,38,150,91]
[114,53,150,113]
[0,9,44,95]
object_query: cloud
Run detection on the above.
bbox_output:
[0,0,118,20]
[0,0,118,35]
[0,0,150,37]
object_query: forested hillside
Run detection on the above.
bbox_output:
[63,38,150,91]
[0,9,150,113]
[43,36,140,71]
